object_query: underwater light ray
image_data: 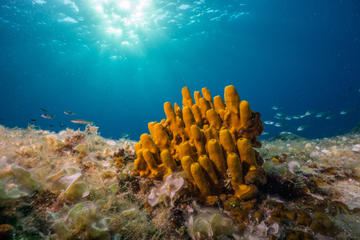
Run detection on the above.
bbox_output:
[87,0,162,50]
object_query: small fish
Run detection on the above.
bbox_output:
[40,108,48,112]
[274,122,282,127]
[274,112,286,120]
[297,126,304,131]
[64,111,75,116]
[285,116,292,121]
[49,124,54,127]
[272,106,280,110]
[304,111,312,116]
[297,125,309,131]
[30,119,37,122]
[121,133,129,138]
[300,111,311,118]
[261,131,269,135]
[41,114,53,119]
[340,110,348,115]
[315,112,325,118]
[71,119,92,125]
[292,116,300,120]
[280,131,292,135]
[264,121,274,125]
[325,115,333,120]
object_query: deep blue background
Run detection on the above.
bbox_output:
[0,0,359,140]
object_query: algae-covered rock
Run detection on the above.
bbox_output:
[1,187,28,200]
[148,173,185,207]
[56,172,90,201]
[285,230,314,240]
[67,202,95,227]
[1,113,360,239]
[295,210,312,226]
[73,143,87,153]
[0,224,14,239]
[64,181,89,201]
[310,212,338,236]
[0,165,39,201]
[0,125,4,134]
[11,166,40,190]
[0,125,153,240]
[89,218,111,239]
[333,214,360,238]
[44,134,65,152]
[188,208,240,240]
[53,220,72,240]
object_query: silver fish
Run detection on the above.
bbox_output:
[71,119,92,125]
[272,106,280,110]
[340,110,348,115]
[297,125,309,131]
[64,111,75,115]
[274,122,282,127]
[41,114,53,119]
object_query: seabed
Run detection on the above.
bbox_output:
[0,124,359,239]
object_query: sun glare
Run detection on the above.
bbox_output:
[91,0,154,46]
[94,4,103,13]
[118,1,131,10]
[106,26,122,35]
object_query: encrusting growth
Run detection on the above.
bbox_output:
[132,85,266,201]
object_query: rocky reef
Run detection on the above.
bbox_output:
[0,104,359,239]
[133,86,266,202]
[0,125,153,239]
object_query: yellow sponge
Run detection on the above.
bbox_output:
[131,85,265,201]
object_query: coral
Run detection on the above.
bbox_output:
[133,86,265,200]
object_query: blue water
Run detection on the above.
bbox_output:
[0,0,359,140]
